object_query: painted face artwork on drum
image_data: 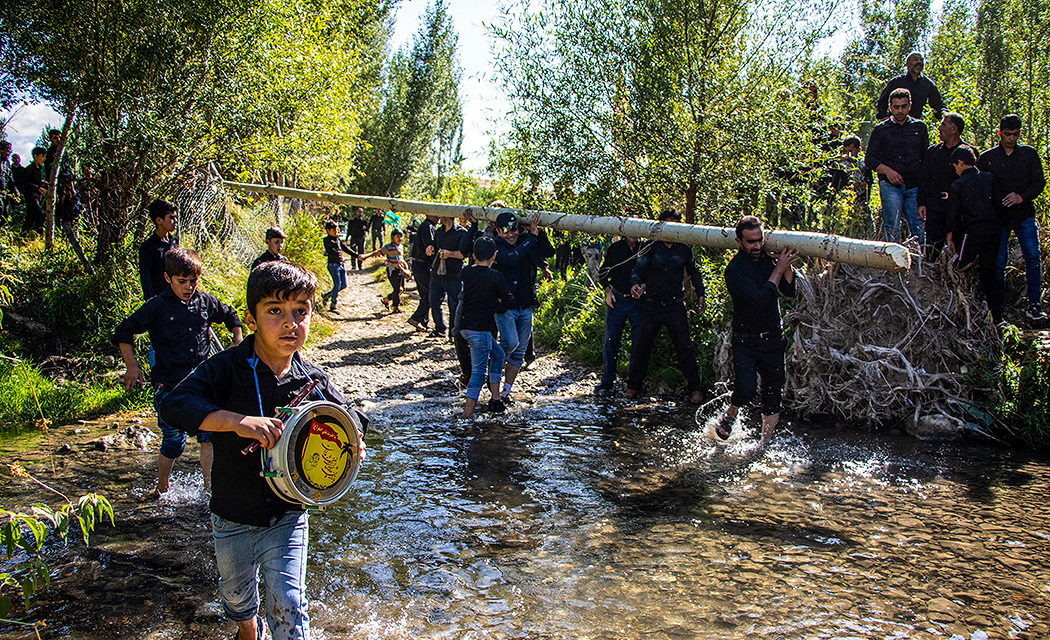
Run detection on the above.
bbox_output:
[300,418,353,489]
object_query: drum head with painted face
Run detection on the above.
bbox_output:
[295,416,352,490]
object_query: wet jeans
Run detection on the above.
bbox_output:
[495,307,533,368]
[879,182,923,244]
[211,511,310,640]
[461,329,505,400]
[996,216,1042,306]
[154,386,209,459]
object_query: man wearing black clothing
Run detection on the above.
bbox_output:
[0,142,15,224]
[20,147,47,234]
[427,216,468,338]
[368,209,385,251]
[865,88,929,244]
[138,199,179,299]
[596,235,644,393]
[345,207,367,270]
[408,214,437,331]
[946,147,1004,326]
[977,114,1047,321]
[44,129,62,183]
[718,216,797,446]
[919,113,976,256]
[625,209,706,403]
[876,52,948,122]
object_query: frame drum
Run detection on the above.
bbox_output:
[261,401,363,507]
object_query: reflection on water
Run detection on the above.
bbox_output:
[309,396,1050,639]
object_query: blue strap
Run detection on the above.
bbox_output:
[247,355,265,417]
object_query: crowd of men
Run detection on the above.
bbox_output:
[0,130,94,235]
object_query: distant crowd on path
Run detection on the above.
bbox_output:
[0,129,94,236]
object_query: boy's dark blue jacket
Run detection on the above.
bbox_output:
[112,288,242,389]
[159,335,366,526]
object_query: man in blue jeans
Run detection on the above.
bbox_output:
[461,209,555,404]
[978,114,1047,321]
[865,87,929,244]
[595,234,645,393]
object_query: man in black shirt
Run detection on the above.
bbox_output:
[345,207,367,270]
[977,114,1047,321]
[44,129,62,183]
[919,113,976,257]
[427,216,468,338]
[368,209,385,251]
[408,215,437,331]
[19,147,47,234]
[596,234,644,393]
[865,87,929,244]
[625,209,706,404]
[251,227,287,271]
[876,52,948,122]
[138,199,179,299]
[717,216,797,446]
[946,147,1005,326]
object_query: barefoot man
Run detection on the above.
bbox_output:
[718,216,798,446]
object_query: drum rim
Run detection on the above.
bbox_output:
[262,400,362,507]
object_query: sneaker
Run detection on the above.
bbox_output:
[487,398,506,413]
[1026,303,1047,321]
[391,307,401,313]
[714,414,733,441]
[500,393,515,407]
[624,387,639,400]
[428,329,446,339]
[321,291,331,304]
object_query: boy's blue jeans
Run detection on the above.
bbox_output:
[495,307,533,368]
[212,511,310,640]
[154,386,209,459]
[327,263,347,305]
[601,294,640,386]
[996,216,1043,305]
[461,329,505,401]
[878,182,923,244]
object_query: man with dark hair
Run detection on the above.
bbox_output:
[865,87,929,244]
[595,232,645,393]
[251,227,287,270]
[876,52,948,122]
[44,129,62,183]
[407,214,437,331]
[837,136,874,235]
[0,141,16,224]
[625,209,706,404]
[426,215,468,338]
[368,209,385,251]
[345,207,367,270]
[978,114,1046,321]
[946,146,1005,326]
[717,216,797,446]
[139,199,179,300]
[19,147,47,234]
[919,112,976,257]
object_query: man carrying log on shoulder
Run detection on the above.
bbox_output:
[717,216,798,447]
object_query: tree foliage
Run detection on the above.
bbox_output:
[352,0,464,198]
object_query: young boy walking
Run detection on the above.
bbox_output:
[359,228,413,312]
[320,219,355,312]
[159,260,366,640]
[251,227,287,270]
[139,199,179,300]
[458,237,517,417]
[113,247,243,496]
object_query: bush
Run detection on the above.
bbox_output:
[994,327,1050,441]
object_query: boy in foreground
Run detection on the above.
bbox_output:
[458,237,516,417]
[114,247,243,496]
[159,260,366,640]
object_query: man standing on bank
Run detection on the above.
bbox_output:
[865,87,929,244]
[876,52,948,122]
[717,216,797,446]
[977,114,1047,321]
[919,112,976,257]
[625,209,706,404]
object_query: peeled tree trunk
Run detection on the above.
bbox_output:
[222,180,912,272]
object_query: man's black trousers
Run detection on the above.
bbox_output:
[409,259,431,327]
[626,299,700,393]
[730,335,786,415]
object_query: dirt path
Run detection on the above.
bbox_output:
[0,264,596,640]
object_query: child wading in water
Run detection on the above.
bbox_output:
[458,236,516,417]
[359,228,413,312]
[160,261,367,640]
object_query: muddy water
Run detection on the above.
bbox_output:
[302,397,1050,639]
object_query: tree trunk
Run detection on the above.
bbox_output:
[44,108,77,251]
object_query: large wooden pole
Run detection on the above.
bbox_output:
[222,180,911,272]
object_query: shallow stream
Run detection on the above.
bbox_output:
[297,396,1050,639]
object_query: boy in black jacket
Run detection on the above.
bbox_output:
[160,260,366,640]
[946,146,1005,326]
[114,247,243,496]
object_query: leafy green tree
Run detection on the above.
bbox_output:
[352,0,464,197]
